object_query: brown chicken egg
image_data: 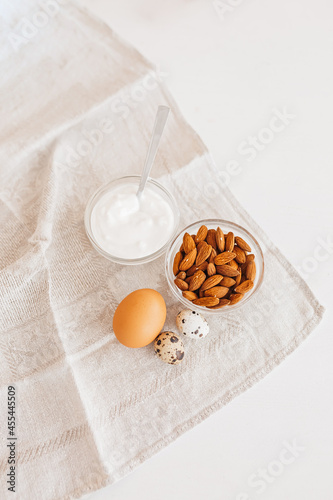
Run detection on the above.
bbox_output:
[113,288,167,348]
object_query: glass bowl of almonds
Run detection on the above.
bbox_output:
[165,219,264,314]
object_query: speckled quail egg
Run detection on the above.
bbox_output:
[176,309,209,339]
[154,331,185,365]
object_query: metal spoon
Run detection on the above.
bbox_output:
[137,105,170,200]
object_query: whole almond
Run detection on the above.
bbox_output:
[216,264,240,277]
[235,236,252,252]
[221,277,236,287]
[187,261,209,276]
[200,274,223,291]
[240,261,248,274]
[229,293,243,305]
[209,299,231,309]
[174,278,188,291]
[209,247,217,264]
[233,246,246,264]
[214,252,236,266]
[177,271,186,280]
[194,225,208,243]
[228,259,239,270]
[196,242,212,266]
[182,290,198,301]
[235,268,242,286]
[173,251,182,275]
[224,231,235,252]
[246,260,256,281]
[235,280,254,294]
[183,232,196,254]
[204,286,229,298]
[179,248,197,271]
[185,276,192,284]
[225,232,235,252]
[216,227,225,252]
[246,254,255,262]
[196,240,206,252]
[189,270,206,291]
[193,297,220,307]
[207,262,216,276]
[206,229,217,250]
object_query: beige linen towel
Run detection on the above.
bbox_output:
[0,1,324,499]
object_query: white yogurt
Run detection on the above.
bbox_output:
[90,183,175,259]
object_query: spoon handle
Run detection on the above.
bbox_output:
[137,105,170,199]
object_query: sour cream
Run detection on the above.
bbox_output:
[90,182,175,259]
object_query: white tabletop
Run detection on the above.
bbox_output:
[79,1,333,498]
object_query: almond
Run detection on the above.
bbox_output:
[246,253,255,262]
[235,280,254,294]
[215,264,240,277]
[196,242,212,266]
[233,246,246,264]
[183,233,196,254]
[186,261,208,276]
[209,299,231,309]
[221,277,236,287]
[177,271,186,280]
[174,278,188,291]
[209,247,217,264]
[216,227,225,252]
[207,262,216,276]
[194,225,208,243]
[196,240,206,252]
[206,229,217,249]
[200,274,223,291]
[182,290,198,301]
[185,276,192,284]
[235,236,252,252]
[228,259,239,270]
[246,260,256,281]
[235,268,242,286]
[214,252,236,265]
[189,270,206,291]
[173,251,182,275]
[225,232,235,252]
[229,293,243,304]
[183,232,196,254]
[193,297,220,307]
[179,248,197,271]
[204,286,229,298]
[240,261,248,274]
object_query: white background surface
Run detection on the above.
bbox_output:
[78,1,333,499]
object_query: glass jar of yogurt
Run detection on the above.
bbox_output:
[84,176,180,265]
